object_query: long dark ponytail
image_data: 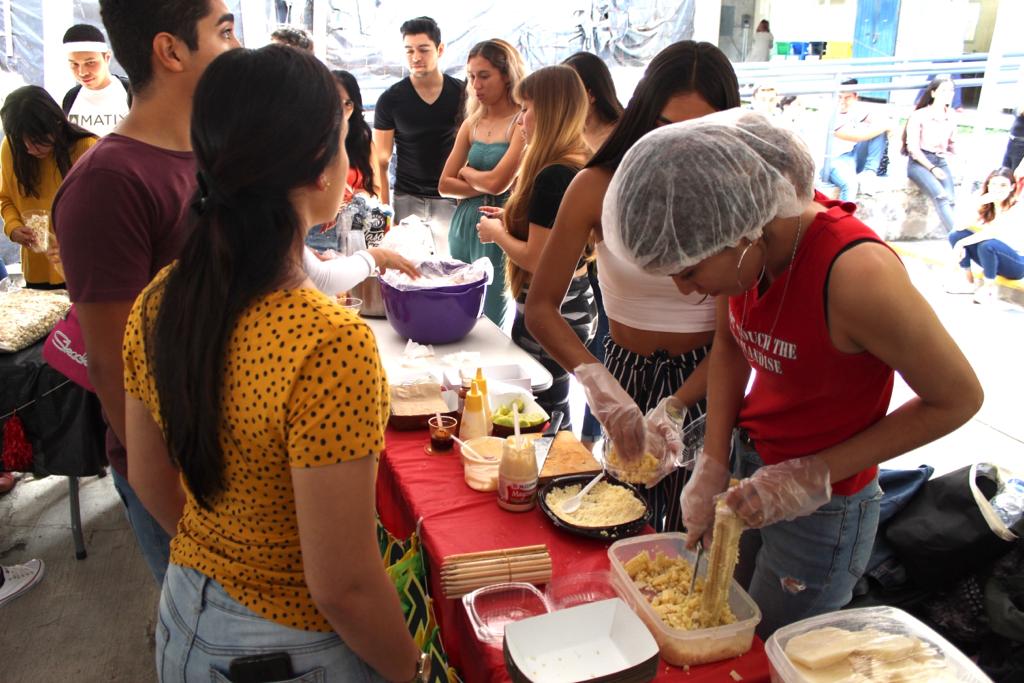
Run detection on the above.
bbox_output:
[0,85,95,198]
[145,46,343,508]
[331,70,375,196]
[588,41,739,171]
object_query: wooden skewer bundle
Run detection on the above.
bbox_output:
[440,544,552,598]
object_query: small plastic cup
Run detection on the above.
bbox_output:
[427,415,457,453]
[337,295,362,311]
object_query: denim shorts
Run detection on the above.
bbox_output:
[156,564,386,683]
[732,431,882,639]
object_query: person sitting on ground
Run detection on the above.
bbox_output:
[476,65,596,428]
[602,109,981,636]
[61,24,132,136]
[270,25,312,51]
[904,76,958,236]
[948,167,1023,303]
[827,78,892,200]
[0,86,97,290]
[123,45,428,682]
[440,38,526,327]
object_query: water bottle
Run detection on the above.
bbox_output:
[991,477,1024,527]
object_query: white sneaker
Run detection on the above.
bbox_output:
[0,559,45,608]
[973,282,1000,305]
[945,274,977,295]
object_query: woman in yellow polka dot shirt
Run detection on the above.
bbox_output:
[122,47,425,683]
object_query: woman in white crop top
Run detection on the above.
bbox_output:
[524,41,741,532]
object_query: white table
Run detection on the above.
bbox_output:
[364,316,553,393]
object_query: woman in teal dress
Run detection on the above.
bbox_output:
[440,39,526,327]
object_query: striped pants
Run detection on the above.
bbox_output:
[603,339,710,532]
[512,274,596,431]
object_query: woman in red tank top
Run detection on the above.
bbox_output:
[602,109,982,636]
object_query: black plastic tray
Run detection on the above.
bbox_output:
[538,474,650,541]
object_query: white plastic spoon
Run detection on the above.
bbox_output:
[559,472,605,514]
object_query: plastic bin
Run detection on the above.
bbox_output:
[775,41,791,56]
[765,606,991,683]
[608,532,761,666]
[462,582,550,648]
[789,41,808,59]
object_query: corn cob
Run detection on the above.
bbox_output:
[699,497,743,626]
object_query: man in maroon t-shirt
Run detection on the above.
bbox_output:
[53,0,240,584]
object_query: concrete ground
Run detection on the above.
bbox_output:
[1,239,1022,682]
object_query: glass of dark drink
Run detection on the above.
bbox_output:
[427,415,457,453]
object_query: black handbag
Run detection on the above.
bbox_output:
[885,463,1021,591]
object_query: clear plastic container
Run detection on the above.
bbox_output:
[765,606,991,683]
[607,532,761,666]
[544,571,618,610]
[461,582,551,647]
[460,436,504,492]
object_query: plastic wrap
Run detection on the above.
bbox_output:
[381,258,491,292]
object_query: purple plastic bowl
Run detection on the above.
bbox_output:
[380,277,486,344]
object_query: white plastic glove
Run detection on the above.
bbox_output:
[641,395,685,482]
[681,451,731,549]
[574,363,645,462]
[724,455,832,528]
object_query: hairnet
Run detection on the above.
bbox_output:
[602,109,816,275]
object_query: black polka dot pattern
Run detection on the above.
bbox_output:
[123,268,389,631]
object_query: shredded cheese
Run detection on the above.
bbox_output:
[545,481,645,527]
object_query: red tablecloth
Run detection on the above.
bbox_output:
[378,428,771,683]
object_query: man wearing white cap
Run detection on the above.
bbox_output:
[61,24,132,136]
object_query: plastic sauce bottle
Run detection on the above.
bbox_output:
[459,381,489,442]
[457,376,473,415]
[474,367,493,434]
[497,436,538,512]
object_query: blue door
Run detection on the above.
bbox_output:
[853,0,901,101]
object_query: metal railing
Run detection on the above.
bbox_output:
[731,52,1024,180]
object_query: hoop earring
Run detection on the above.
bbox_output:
[735,241,767,290]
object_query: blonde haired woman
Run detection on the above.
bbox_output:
[477,65,595,426]
[440,39,526,326]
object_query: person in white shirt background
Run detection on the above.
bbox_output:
[749,19,773,62]
[60,24,131,137]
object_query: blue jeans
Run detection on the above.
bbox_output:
[827,133,887,200]
[732,433,882,639]
[906,152,956,233]
[392,192,456,232]
[110,467,171,586]
[157,564,386,683]
[948,229,1024,280]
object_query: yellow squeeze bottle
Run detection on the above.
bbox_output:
[474,367,493,433]
[459,381,489,442]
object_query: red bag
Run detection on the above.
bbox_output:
[42,305,94,392]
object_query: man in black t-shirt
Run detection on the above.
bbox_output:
[373,16,463,237]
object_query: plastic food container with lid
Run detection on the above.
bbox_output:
[765,606,992,683]
[608,532,761,666]
[462,582,551,648]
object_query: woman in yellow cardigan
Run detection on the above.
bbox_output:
[1,85,96,288]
